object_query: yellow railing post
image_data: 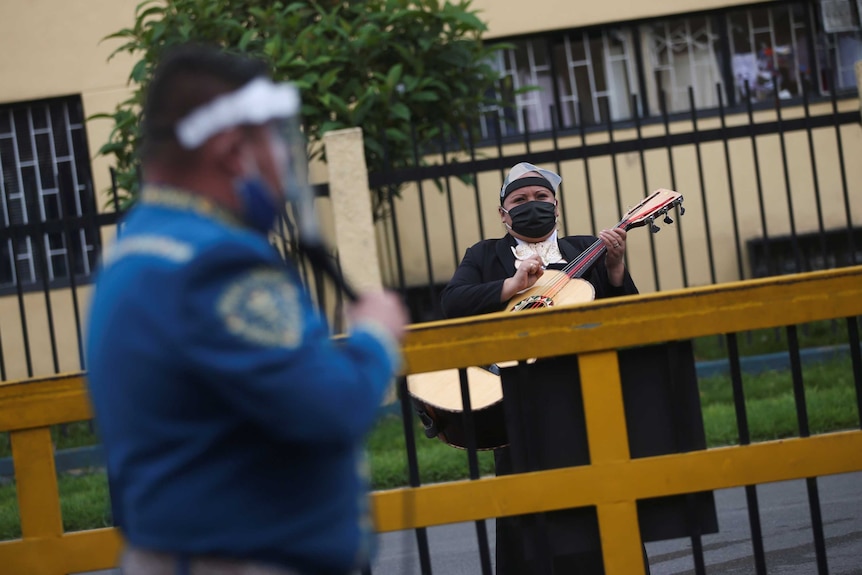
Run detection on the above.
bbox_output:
[579,350,646,575]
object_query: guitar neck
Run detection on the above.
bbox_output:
[561,220,627,279]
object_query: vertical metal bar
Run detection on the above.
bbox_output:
[0,166,12,379]
[785,325,830,574]
[56,192,86,370]
[786,325,809,436]
[0,321,6,380]
[630,94,661,290]
[690,514,707,575]
[800,82,828,267]
[549,105,568,237]
[409,124,437,308]
[34,207,62,372]
[827,69,858,265]
[466,125,486,240]
[549,105,569,236]
[10,231,34,377]
[687,87,717,284]
[577,101,598,235]
[659,90,689,287]
[772,81,803,273]
[800,1,819,97]
[381,131,408,298]
[726,332,768,574]
[631,26,650,118]
[715,14,737,108]
[109,166,122,216]
[744,80,773,277]
[277,209,305,287]
[438,124,461,270]
[603,100,624,232]
[604,98,632,284]
[521,108,532,154]
[716,85,746,280]
[545,35,565,130]
[398,376,433,574]
[847,316,862,427]
[493,108,507,186]
[457,368,493,574]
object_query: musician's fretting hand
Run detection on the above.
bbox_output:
[500,254,545,303]
[599,228,628,287]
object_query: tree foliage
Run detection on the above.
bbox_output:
[94,0,509,214]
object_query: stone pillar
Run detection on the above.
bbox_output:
[322,127,382,293]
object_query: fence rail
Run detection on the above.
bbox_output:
[1,266,861,574]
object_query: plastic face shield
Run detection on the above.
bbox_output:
[175,77,321,243]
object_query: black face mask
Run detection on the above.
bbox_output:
[504,200,557,239]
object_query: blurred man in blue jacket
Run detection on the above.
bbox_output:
[86,44,407,575]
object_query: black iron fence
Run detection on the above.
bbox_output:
[0,81,860,375]
[369,81,861,322]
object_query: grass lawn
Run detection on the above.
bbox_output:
[0,321,859,540]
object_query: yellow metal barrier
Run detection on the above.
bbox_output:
[1,266,861,574]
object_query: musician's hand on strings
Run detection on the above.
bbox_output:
[599,228,627,286]
[500,255,544,303]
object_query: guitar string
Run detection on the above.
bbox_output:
[518,193,679,309]
[520,221,625,309]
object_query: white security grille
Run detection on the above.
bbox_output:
[0,97,97,288]
[482,0,860,137]
[644,17,726,114]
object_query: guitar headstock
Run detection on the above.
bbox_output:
[621,189,684,233]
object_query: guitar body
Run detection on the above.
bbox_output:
[507,271,595,311]
[407,367,508,450]
[408,277,596,450]
[408,188,684,450]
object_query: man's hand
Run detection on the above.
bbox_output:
[598,228,628,286]
[500,255,545,303]
[348,291,408,342]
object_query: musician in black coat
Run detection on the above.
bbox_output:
[441,162,637,317]
[440,162,640,575]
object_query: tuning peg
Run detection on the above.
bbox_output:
[664,215,673,224]
[679,205,686,216]
[651,224,661,233]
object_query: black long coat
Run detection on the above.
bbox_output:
[441,234,638,318]
[439,233,639,574]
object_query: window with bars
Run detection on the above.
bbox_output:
[0,96,99,289]
[485,0,862,135]
[642,16,726,115]
[727,3,812,103]
[481,30,638,137]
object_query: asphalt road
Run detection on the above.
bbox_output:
[82,471,861,575]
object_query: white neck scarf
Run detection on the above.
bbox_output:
[512,231,565,269]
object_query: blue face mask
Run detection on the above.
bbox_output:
[234,176,280,234]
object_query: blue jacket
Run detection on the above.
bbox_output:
[85,187,399,574]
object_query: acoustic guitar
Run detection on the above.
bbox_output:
[407,189,684,450]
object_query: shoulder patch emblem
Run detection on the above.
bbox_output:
[217,269,303,348]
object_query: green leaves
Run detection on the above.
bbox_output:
[95,0,509,215]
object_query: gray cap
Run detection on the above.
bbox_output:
[500,162,562,203]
